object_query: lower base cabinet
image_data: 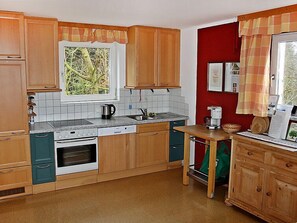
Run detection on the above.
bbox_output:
[169,120,184,162]
[32,163,55,184]
[228,135,297,223]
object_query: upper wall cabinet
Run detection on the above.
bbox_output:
[0,11,25,60]
[126,26,180,89]
[25,17,60,92]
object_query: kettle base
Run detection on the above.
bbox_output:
[102,114,112,119]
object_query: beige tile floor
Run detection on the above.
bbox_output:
[0,168,264,223]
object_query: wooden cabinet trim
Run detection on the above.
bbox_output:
[136,122,169,133]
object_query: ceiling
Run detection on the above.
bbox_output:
[0,0,297,28]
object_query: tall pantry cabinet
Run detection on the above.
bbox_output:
[0,11,32,200]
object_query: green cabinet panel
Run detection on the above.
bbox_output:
[170,129,184,145]
[169,145,184,162]
[169,120,185,162]
[32,163,55,184]
[170,120,185,129]
[30,132,54,164]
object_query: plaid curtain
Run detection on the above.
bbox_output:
[59,26,128,44]
[236,12,297,117]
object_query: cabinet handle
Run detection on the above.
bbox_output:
[36,164,50,169]
[11,131,25,135]
[247,151,253,156]
[266,192,272,197]
[256,186,262,192]
[0,137,11,141]
[7,56,21,59]
[173,130,177,133]
[44,86,56,89]
[35,134,49,138]
[172,146,177,149]
[285,162,293,168]
[152,133,158,136]
[0,169,13,174]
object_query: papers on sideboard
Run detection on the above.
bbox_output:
[268,106,293,139]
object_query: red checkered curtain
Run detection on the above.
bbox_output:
[236,12,297,117]
[59,26,128,44]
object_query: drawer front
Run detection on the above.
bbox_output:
[270,153,297,174]
[0,166,32,191]
[170,129,184,145]
[30,132,54,164]
[137,122,169,133]
[169,145,184,162]
[170,120,185,129]
[0,135,31,169]
[235,141,265,163]
[32,163,55,185]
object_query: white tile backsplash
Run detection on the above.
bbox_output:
[33,88,188,122]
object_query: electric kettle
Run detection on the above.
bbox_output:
[102,104,116,119]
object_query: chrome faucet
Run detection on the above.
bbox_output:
[139,108,148,116]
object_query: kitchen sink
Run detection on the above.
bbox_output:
[127,113,171,121]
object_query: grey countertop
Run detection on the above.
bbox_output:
[29,112,189,134]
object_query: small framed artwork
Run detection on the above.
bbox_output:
[224,62,240,93]
[207,62,223,92]
[286,122,297,142]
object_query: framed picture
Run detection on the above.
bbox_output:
[224,62,240,93]
[207,62,223,92]
[286,122,297,142]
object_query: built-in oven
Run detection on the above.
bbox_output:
[54,128,98,176]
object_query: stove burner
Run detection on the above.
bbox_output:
[48,119,92,128]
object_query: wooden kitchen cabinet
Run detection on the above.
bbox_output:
[0,11,25,60]
[228,135,297,223]
[136,122,169,167]
[99,134,136,173]
[25,17,59,92]
[0,61,28,136]
[126,26,180,89]
[0,135,31,169]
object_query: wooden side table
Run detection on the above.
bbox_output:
[174,125,230,198]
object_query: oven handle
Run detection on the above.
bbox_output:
[55,137,97,144]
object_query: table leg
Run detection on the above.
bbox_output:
[207,140,217,198]
[183,133,190,185]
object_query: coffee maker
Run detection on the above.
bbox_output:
[207,106,222,129]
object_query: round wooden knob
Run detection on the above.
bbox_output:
[286,163,293,168]
[256,186,262,192]
[266,192,272,197]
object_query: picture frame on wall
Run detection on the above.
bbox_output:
[224,62,240,93]
[207,62,223,92]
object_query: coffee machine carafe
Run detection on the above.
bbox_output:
[207,106,222,129]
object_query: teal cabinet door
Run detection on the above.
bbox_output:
[30,132,54,164]
[169,120,185,162]
[169,145,184,162]
[32,163,55,184]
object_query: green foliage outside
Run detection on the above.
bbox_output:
[64,47,110,96]
[289,130,297,139]
[283,43,297,105]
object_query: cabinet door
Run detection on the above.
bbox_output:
[134,26,157,87]
[0,11,25,59]
[25,17,59,91]
[32,163,55,184]
[136,131,168,167]
[30,132,54,164]
[263,171,297,223]
[0,135,31,169]
[99,134,135,173]
[0,166,32,191]
[231,159,264,210]
[0,61,28,136]
[157,29,180,87]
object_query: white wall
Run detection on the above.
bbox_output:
[180,18,236,163]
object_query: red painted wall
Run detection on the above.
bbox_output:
[195,22,253,167]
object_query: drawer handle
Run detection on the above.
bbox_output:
[7,56,21,59]
[172,146,177,149]
[266,192,272,197]
[36,164,50,169]
[152,133,158,136]
[0,169,13,174]
[256,186,262,192]
[44,86,56,89]
[286,162,293,168]
[173,130,177,133]
[0,138,11,141]
[247,151,253,156]
[35,134,49,138]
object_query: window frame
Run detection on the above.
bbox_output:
[59,41,120,103]
[270,32,297,105]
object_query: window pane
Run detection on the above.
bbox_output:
[276,41,297,105]
[64,46,110,96]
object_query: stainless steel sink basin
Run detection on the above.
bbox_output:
[127,115,155,121]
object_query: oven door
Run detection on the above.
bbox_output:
[54,137,98,175]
